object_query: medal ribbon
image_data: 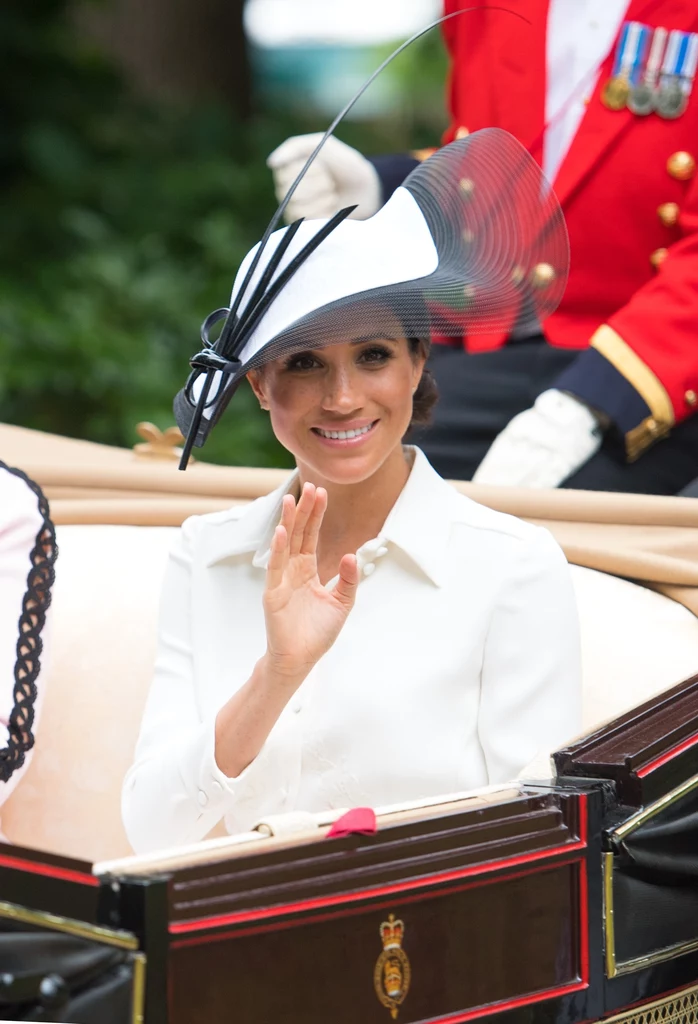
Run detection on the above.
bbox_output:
[642,26,668,88]
[528,14,691,168]
[615,22,650,85]
[611,22,631,77]
[660,29,689,86]
[681,33,698,96]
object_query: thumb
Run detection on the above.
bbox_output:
[267,133,325,170]
[331,554,359,609]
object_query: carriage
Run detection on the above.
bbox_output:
[2,421,698,1024]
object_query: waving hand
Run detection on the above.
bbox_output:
[263,483,359,679]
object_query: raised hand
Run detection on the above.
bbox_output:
[263,482,359,680]
[266,134,382,222]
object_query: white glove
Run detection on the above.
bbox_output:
[266,134,382,223]
[472,390,605,488]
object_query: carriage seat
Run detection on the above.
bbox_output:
[2,519,698,865]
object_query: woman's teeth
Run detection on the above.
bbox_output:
[316,423,374,440]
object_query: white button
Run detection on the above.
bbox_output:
[376,546,388,558]
[589,19,599,29]
[197,790,208,808]
[292,704,302,714]
[363,563,376,576]
[210,780,223,796]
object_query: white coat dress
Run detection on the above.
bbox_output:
[122,447,582,854]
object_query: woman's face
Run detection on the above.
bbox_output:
[248,338,425,485]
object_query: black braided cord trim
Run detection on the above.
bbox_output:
[0,462,58,784]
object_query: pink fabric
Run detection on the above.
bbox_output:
[326,808,377,838]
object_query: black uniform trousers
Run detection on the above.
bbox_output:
[410,340,698,495]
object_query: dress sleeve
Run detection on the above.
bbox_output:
[477,527,582,784]
[122,518,290,854]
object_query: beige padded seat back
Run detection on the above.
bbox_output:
[2,522,698,864]
[1,525,175,862]
[571,566,698,732]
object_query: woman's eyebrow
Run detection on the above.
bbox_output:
[350,336,399,345]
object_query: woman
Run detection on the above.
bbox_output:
[122,130,582,854]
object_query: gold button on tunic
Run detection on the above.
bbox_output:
[657,202,680,227]
[650,247,668,269]
[667,152,696,181]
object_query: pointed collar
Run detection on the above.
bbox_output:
[376,447,466,587]
[204,447,468,587]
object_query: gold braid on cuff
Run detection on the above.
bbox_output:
[590,325,675,461]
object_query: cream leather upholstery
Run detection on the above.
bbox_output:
[2,521,697,864]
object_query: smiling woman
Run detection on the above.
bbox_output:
[122,130,581,854]
[247,337,431,480]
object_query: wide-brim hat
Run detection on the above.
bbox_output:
[174,128,568,461]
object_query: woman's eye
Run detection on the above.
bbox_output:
[359,346,393,364]
[285,354,320,371]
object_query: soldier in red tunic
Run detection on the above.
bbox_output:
[268,1,698,494]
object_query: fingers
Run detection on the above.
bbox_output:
[272,160,333,196]
[300,487,327,556]
[271,161,338,219]
[266,133,326,169]
[266,524,288,592]
[331,554,359,608]
[266,495,294,590]
[289,482,315,555]
[267,485,328,586]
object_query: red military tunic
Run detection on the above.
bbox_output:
[432,0,698,459]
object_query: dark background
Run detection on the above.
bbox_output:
[0,0,447,466]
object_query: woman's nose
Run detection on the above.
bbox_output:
[321,367,363,412]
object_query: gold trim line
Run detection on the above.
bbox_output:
[0,900,139,950]
[613,771,698,840]
[131,953,147,1024]
[590,325,675,459]
[605,777,698,978]
[603,852,617,978]
[614,937,698,976]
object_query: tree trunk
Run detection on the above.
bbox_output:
[74,0,252,116]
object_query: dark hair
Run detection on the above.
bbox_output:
[407,338,438,427]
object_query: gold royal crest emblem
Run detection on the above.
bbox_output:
[373,913,411,1019]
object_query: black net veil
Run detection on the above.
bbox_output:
[174,129,569,462]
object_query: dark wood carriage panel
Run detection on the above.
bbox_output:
[554,674,698,805]
[0,841,101,924]
[166,791,582,925]
[167,858,587,1024]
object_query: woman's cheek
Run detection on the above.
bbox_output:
[267,384,313,447]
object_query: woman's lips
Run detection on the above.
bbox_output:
[311,419,379,447]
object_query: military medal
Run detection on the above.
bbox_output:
[655,30,698,118]
[656,78,687,118]
[602,76,631,110]
[602,22,648,111]
[655,32,689,117]
[628,26,667,115]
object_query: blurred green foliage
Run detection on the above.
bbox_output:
[0,0,447,466]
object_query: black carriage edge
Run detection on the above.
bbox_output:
[0,672,697,1024]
